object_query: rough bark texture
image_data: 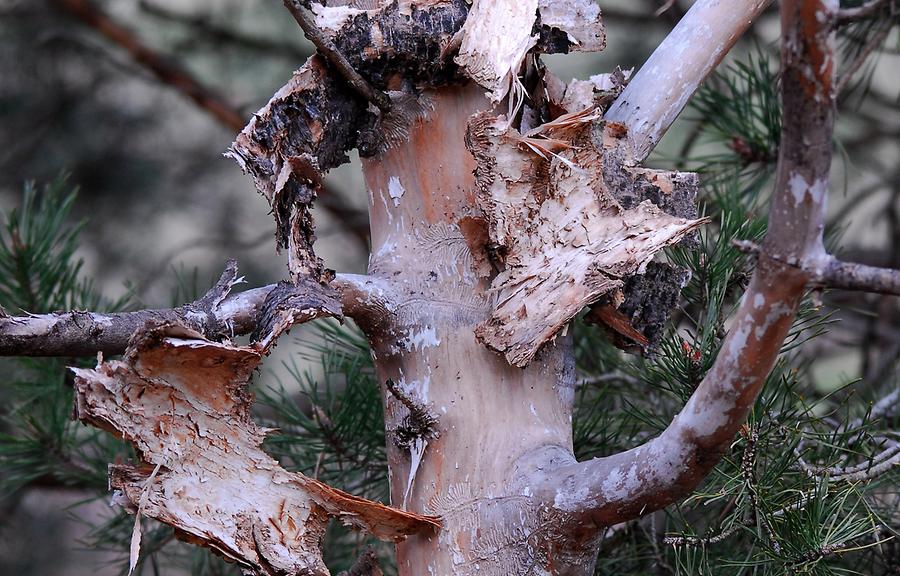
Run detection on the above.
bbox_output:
[0,273,398,358]
[0,261,269,357]
[466,111,704,366]
[227,56,365,283]
[535,0,840,530]
[454,0,605,101]
[73,322,438,576]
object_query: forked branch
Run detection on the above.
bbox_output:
[539,0,840,527]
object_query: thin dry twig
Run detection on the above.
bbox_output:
[837,23,892,94]
[732,241,900,296]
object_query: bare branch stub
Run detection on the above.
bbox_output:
[72,322,439,576]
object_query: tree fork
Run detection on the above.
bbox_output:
[537,0,843,529]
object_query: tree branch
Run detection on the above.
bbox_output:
[814,256,900,295]
[605,0,773,161]
[540,0,838,527]
[50,0,247,132]
[0,269,394,357]
[733,242,900,296]
[137,0,312,62]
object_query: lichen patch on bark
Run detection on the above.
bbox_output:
[467,110,705,366]
[72,323,438,576]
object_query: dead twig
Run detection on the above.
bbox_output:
[50,0,246,131]
[837,0,894,24]
[837,23,892,94]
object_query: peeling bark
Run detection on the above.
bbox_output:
[227,56,366,283]
[467,111,704,366]
[454,0,605,101]
[537,0,842,529]
[73,322,438,576]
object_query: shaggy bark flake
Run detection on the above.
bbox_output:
[454,0,539,102]
[227,56,365,283]
[73,323,438,576]
[467,111,704,366]
[536,0,606,52]
[455,0,605,102]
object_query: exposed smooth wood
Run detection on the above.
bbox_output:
[605,0,773,161]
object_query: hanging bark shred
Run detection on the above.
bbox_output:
[72,322,439,576]
[467,109,705,366]
[227,55,365,284]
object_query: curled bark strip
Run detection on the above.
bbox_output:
[251,278,344,351]
[306,0,599,101]
[73,323,439,576]
[467,110,705,366]
[227,56,367,283]
[535,0,607,54]
[454,0,540,102]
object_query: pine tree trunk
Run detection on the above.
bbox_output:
[360,84,596,575]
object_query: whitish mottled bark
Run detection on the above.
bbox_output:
[604,0,773,161]
[359,84,599,575]
[0,270,384,357]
